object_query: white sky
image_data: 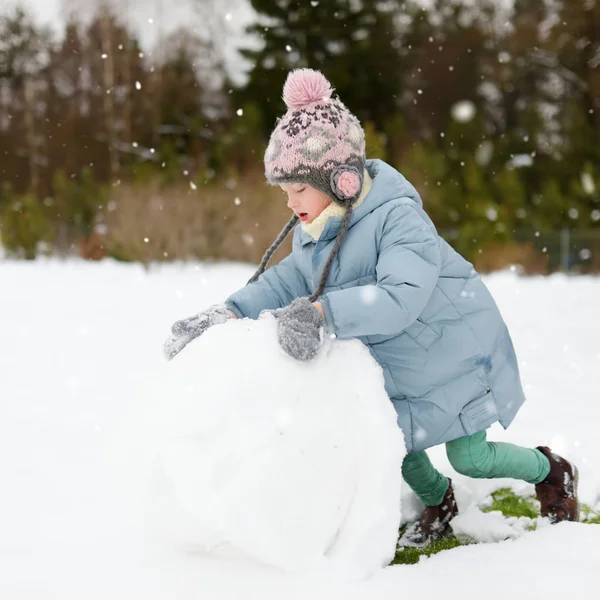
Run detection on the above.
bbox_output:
[3,0,256,83]
[6,0,198,44]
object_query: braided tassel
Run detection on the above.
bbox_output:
[247,214,299,285]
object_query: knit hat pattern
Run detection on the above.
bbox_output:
[264,69,366,206]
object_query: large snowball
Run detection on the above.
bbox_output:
[128,316,404,578]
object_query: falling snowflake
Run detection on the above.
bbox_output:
[507,154,533,168]
[413,428,427,442]
[359,286,378,305]
[486,207,498,221]
[581,172,595,195]
[451,100,476,123]
[135,81,142,90]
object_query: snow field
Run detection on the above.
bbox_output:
[1,259,599,599]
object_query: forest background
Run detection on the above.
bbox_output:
[1,0,599,273]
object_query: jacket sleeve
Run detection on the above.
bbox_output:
[225,251,310,319]
[319,203,441,338]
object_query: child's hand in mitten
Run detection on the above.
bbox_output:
[268,297,325,361]
[163,304,236,360]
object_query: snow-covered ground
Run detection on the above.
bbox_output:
[1,259,600,599]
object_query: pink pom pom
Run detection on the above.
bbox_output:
[282,69,333,110]
[336,171,361,198]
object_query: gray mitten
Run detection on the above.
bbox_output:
[163,304,232,360]
[270,297,325,361]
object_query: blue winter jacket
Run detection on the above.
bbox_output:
[225,159,525,452]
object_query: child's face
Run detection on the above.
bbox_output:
[279,182,332,223]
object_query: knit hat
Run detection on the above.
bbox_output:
[265,69,366,204]
[248,69,367,302]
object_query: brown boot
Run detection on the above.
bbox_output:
[399,480,458,547]
[535,446,580,523]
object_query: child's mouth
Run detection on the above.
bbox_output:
[298,213,308,222]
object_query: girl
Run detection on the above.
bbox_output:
[164,69,579,546]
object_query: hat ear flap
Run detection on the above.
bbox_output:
[330,165,362,205]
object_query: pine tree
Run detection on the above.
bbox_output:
[237,0,404,136]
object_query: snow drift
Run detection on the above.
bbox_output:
[123,314,405,577]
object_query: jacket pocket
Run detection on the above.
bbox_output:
[403,319,440,350]
[459,388,498,435]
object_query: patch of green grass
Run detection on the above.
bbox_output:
[392,529,465,565]
[581,504,600,524]
[483,488,600,524]
[392,488,600,566]
[482,487,538,519]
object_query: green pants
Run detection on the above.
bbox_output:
[402,430,551,506]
